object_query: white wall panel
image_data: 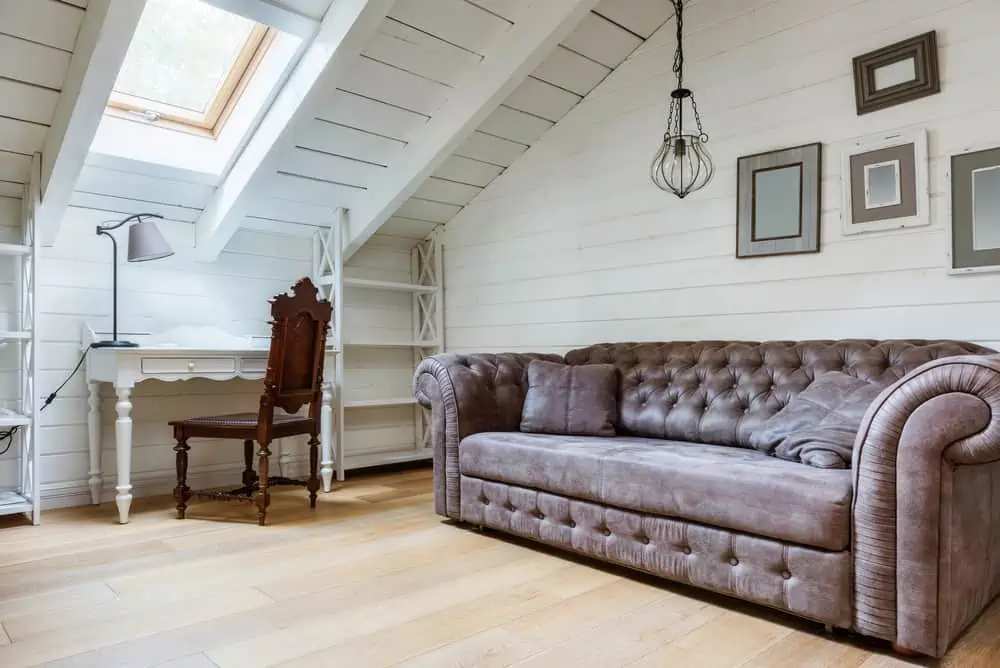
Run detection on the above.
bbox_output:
[388,0,511,56]
[315,90,429,142]
[295,118,406,166]
[478,106,554,146]
[0,0,85,51]
[443,0,1000,355]
[533,46,611,96]
[432,155,504,188]
[561,12,643,68]
[0,33,71,90]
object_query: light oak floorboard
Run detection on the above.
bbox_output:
[0,466,996,667]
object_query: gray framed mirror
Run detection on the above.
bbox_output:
[737,143,821,258]
[951,147,1000,273]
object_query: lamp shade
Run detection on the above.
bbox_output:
[127,218,174,262]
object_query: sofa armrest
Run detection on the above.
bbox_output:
[413,352,563,519]
[852,354,1000,657]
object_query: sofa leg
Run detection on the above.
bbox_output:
[823,624,833,635]
[891,643,922,658]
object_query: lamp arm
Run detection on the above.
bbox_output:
[95,212,163,234]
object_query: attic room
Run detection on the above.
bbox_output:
[1,0,999,664]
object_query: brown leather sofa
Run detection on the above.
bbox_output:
[413,340,1000,657]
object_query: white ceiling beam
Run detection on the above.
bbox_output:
[193,0,395,262]
[199,0,319,38]
[342,0,600,260]
[37,0,148,247]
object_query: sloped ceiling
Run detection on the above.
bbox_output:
[0,0,89,199]
[62,0,672,253]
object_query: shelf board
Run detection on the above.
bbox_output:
[0,243,30,256]
[316,275,334,286]
[344,397,418,409]
[343,277,437,294]
[0,490,32,516]
[0,331,30,341]
[344,340,439,348]
[0,409,30,427]
[345,448,433,470]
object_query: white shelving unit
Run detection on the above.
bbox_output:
[0,154,40,524]
[312,208,442,483]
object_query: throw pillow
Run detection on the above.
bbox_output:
[750,371,884,468]
[520,360,619,437]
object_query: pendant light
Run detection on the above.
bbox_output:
[651,0,713,198]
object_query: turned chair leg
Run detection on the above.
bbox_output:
[173,434,191,519]
[307,434,320,509]
[242,440,258,495]
[256,441,271,526]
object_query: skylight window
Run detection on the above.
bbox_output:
[108,0,273,136]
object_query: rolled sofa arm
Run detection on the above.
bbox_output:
[414,352,563,519]
[852,354,1000,657]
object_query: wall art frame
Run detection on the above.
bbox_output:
[736,142,822,258]
[841,128,929,236]
[947,145,1000,275]
[853,31,940,116]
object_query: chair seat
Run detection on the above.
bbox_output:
[459,432,853,551]
[170,412,315,439]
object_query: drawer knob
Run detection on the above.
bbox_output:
[187,361,195,370]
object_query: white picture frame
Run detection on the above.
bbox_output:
[841,128,929,236]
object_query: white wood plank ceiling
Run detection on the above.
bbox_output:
[0,0,88,200]
[62,0,671,251]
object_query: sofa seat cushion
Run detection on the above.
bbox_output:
[459,433,852,551]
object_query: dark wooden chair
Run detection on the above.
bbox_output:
[169,277,332,525]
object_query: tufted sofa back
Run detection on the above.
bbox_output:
[563,340,993,448]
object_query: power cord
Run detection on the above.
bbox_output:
[39,344,93,413]
[0,426,18,456]
[0,345,92,456]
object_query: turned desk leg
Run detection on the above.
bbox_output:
[87,382,103,505]
[320,381,334,492]
[114,386,134,524]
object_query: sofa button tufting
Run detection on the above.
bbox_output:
[567,520,576,528]
[638,535,650,545]
[601,527,611,537]
[781,570,791,579]
[682,546,692,555]
[535,511,545,520]
[729,557,740,566]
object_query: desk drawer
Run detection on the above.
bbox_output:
[239,357,268,374]
[141,357,237,375]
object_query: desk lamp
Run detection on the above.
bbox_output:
[93,213,174,348]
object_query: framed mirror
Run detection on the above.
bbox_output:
[841,128,929,235]
[737,143,821,258]
[950,147,1000,273]
[853,31,939,115]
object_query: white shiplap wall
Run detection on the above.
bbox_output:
[0,201,414,507]
[443,0,1000,354]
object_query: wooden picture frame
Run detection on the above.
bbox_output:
[853,31,940,116]
[736,143,822,258]
[841,128,929,235]
[948,145,1000,274]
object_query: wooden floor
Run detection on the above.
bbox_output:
[1,467,999,667]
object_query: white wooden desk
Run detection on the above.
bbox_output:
[82,326,338,524]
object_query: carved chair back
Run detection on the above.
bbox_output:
[257,277,332,443]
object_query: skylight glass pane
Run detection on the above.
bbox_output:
[113,0,257,117]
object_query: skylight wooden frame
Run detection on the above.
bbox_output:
[108,24,274,137]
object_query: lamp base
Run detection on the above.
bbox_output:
[92,340,138,349]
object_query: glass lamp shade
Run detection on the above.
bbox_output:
[127,218,174,262]
[650,133,714,198]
